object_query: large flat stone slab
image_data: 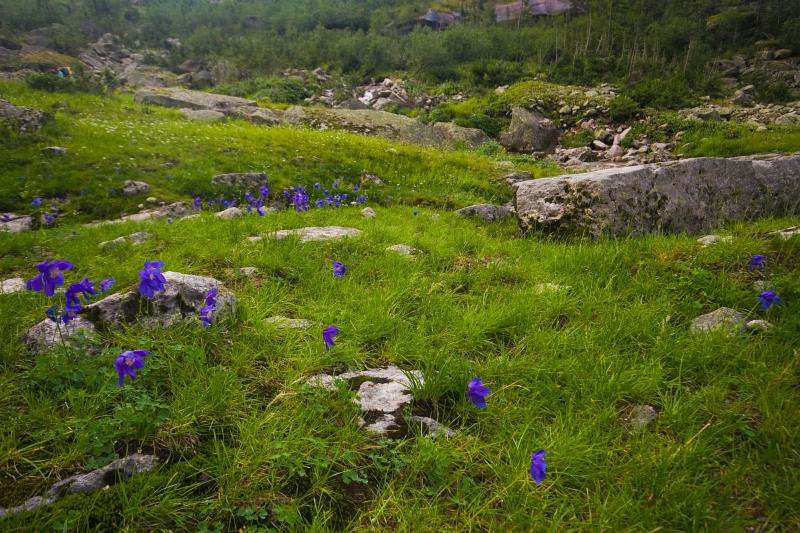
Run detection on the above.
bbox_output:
[513,154,800,237]
[134,88,255,111]
[251,226,363,243]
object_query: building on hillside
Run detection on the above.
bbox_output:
[495,0,573,23]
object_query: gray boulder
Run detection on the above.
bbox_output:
[690,308,747,335]
[432,122,490,148]
[134,88,255,111]
[456,204,513,221]
[514,154,800,237]
[0,98,51,133]
[122,180,150,196]
[216,207,242,219]
[23,317,96,353]
[0,278,26,294]
[499,107,560,154]
[0,213,32,233]
[361,207,377,218]
[211,172,268,188]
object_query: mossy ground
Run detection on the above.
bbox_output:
[1,84,799,531]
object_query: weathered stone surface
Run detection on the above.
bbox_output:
[120,202,189,223]
[99,236,127,249]
[408,416,456,438]
[456,203,512,221]
[360,172,384,185]
[500,171,533,185]
[624,405,659,431]
[122,180,150,196]
[386,244,418,256]
[211,172,268,188]
[0,454,159,519]
[766,226,800,240]
[690,307,747,335]
[179,108,225,122]
[0,278,26,294]
[0,98,51,133]
[238,267,259,276]
[514,155,800,237]
[744,319,774,333]
[697,235,733,247]
[0,213,32,233]
[258,226,363,243]
[23,317,96,353]
[216,207,242,219]
[134,88,255,111]
[534,283,571,294]
[42,146,67,155]
[361,207,377,218]
[499,107,560,154]
[265,316,312,329]
[432,121,490,148]
[84,272,236,327]
[307,366,426,437]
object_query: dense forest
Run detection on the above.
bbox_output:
[1,0,799,93]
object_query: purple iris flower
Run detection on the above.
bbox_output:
[199,288,218,328]
[334,194,341,208]
[245,191,254,203]
[246,204,253,213]
[223,200,230,208]
[26,259,73,296]
[208,199,214,208]
[257,206,265,217]
[193,196,201,210]
[314,182,321,190]
[217,195,223,205]
[31,197,44,206]
[322,325,339,351]
[333,261,346,278]
[314,199,325,208]
[466,377,492,409]
[387,195,393,202]
[748,255,766,273]
[341,193,348,201]
[100,278,115,292]
[61,303,82,324]
[356,195,367,204]
[758,290,780,310]
[65,278,98,307]
[43,212,57,224]
[138,260,167,299]
[530,449,547,485]
[167,217,173,224]
[114,350,149,386]
[332,181,339,189]
[353,184,359,192]
[259,185,269,199]
[413,210,418,216]
[323,189,330,196]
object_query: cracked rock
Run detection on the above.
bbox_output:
[22,317,96,353]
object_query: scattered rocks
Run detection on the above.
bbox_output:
[122,180,151,196]
[690,307,747,335]
[766,226,800,240]
[697,235,733,247]
[0,278,26,294]
[179,108,225,122]
[624,404,659,431]
[744,319,774,333]
[514,154,800,237]
[0,454,159,519]
[216,207,242,219]
[238,267,259,276]
[456,204,512,221]
[211,172,268,188]
[499,106,560,154]
[265,316,312,329]
[361,207,376,218]
[407,416,457,438]
[41,146,67,155]
[0,98,51,133]
[308,366,439,438]
[386,244,418,256]
[534,283,571,294]
[0,213,32,233]
[253,226,363,243]
[360,172,384,185]
[22,317,96,353]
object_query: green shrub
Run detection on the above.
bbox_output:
[560,130,593,148]
[625,77,697,110]
[25,73,103,94]
[214,77,311,104]
[609,95,641,122]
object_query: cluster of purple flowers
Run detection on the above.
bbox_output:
[193,186,270,215]
[114,350,149,386]
[26,260,113,324]
[748,254,781,311]
[284,186,310,212]
[138,261,167,299]
[29,197,60,225]
[199,288,217,328]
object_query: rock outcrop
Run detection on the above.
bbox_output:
[514,154,800,237]
[0,213,33,233]
[0,98,51,133]
[499,107,560,154]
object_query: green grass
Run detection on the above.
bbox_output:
[1,83,800,531]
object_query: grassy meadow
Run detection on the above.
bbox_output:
[1,83,799,531]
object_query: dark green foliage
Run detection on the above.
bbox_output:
[25,73,104,94]
[625,77,697,110]
[609,94,641,122]
[213,76,311,104]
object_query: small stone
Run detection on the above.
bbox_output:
[42,146,67,155]
[23,317,96,353]
[0,278,26,294]
[179,108,225,122]
[0,213,33,233]
[361,207,377,218]
[626,405,658,431]
[216,207,242,219]
[407,416,456,438]
[99,236,127,250]
[211,172,268,188]
[266,226,362,243]
[129,231,150,244]
[386,244,418,256]
[591,139,609,150]
[456,204,512,222]
[766,226,800,240]
[534,283,571,294]
[360,172,383,185]
[146,197,158,203]
[122,180,150,196]
[744,319,773,333]
[265,316,311,329]
[690,307,747,335]
[697,235,733,247]
[238,267,259,276]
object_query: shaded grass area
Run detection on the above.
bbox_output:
[0,81,558,222]
[1,206,799,530]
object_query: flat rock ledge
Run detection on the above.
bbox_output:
[307,366,454,439]
[0,454,159,520]
[265,316,312,329]
[513,154,800,237]
[249,226,363,243]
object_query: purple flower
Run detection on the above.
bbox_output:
[138,260,166,299]
[26,260,73,296]
[529,449,547,485]
[217,195,223,205]
[322,325,339,351]
[353,184,359,192]
[193,196,201,210]
[466,377,492,409]
[356,194,367,204]
[65,278,98,307]
[61,303,82,324]
[333,261,346,278]
[413,210,418,217]
[199,288,218,328]
[748,255,766,273]
[223,200,230,208]
[259,185,269,199]
[332,181,339,189]
[31,197,44,206]
[43,212,57,224]
[208,199,214,208]
[758,290,780,310]
[314,182,321,190]
[257,206,265,217]
[100,278,115,292]
[114,350,149,386]
[387,195,393,202]
[314,199,325,208]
